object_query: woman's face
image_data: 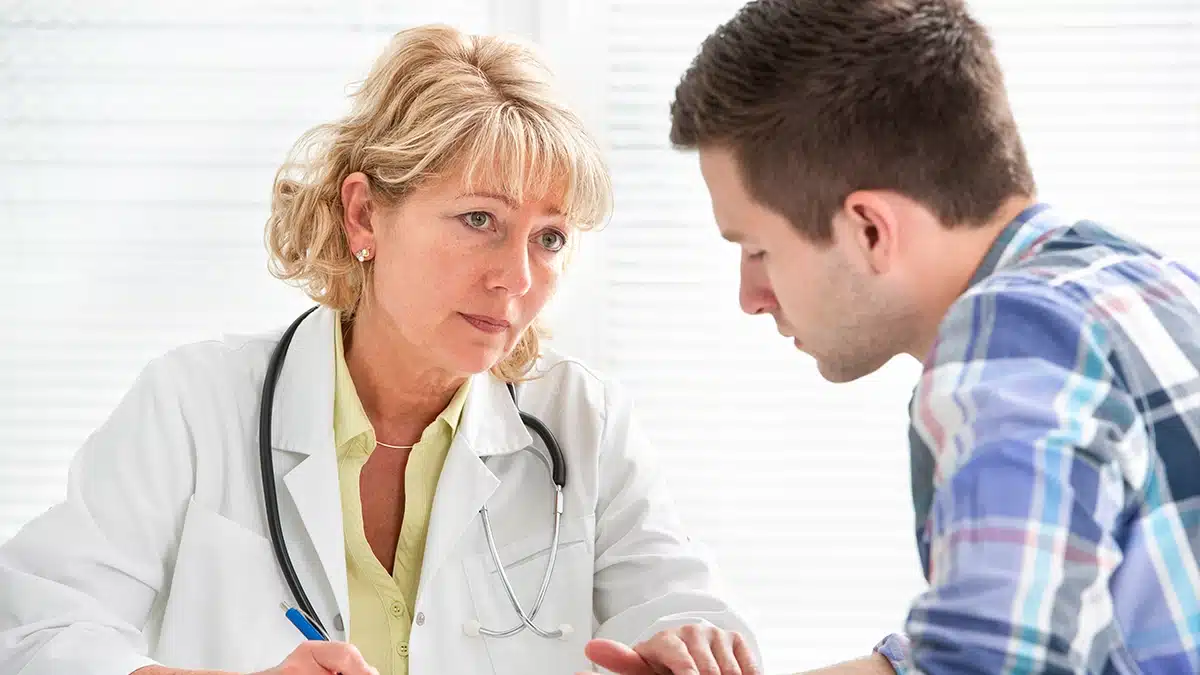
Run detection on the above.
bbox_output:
[343,170,571,377]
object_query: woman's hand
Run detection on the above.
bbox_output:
[580,624,759,675]
[251,640,378,675]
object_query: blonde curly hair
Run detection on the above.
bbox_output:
[265,24,612,381]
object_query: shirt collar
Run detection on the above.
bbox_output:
[966,202,1065,289]
[439,378,470,434]
[333,314,372,454]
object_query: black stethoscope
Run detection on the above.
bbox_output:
[258,306,571,641]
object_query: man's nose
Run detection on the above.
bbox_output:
[739,265,777,316]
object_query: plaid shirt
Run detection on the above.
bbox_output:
[875,204,1200,674]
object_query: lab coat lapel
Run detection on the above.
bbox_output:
[417,374,532,604]
[269,306,350,630]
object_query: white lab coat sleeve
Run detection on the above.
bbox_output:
[590,379,762,663]
[0,353,197,675]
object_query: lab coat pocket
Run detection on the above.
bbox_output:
[154,499,304,672]
[463,513,596,674]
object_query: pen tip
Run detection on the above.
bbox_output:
[280,602,290,611]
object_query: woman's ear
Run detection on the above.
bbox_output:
[341,172,375,255]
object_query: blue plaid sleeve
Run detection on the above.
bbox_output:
[904,282,1134,674]
[874,632,910,673]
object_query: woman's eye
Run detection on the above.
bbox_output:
[538,230,567,252]
[463,212,493,230]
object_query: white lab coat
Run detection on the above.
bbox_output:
[0,308,759,674]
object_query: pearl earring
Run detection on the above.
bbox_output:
[355,248,372,262]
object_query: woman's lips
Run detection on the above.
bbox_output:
[460,313,510,334]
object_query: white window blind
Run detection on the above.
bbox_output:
[0,0,508,538]
[584,0,1199,671]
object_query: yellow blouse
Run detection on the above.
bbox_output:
[332,318,468,674]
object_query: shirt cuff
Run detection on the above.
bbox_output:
[873,633,910,674]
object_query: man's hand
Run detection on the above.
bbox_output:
[579,624,759,675]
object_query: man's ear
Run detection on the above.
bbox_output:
[341,172,375,253]
[838,190,902,276]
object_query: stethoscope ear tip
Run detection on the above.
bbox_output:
[463,620,482,637]
[557,623,574,640]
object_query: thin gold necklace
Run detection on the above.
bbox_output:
[375,440,415,450]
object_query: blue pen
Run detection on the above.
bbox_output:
[281,602,328,641]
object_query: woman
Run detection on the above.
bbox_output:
[0,24,759,675]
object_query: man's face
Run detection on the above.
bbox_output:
[697,146,914,383]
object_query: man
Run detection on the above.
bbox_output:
[589,0,1200,673]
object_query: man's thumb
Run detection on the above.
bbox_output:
[584,638,653,675]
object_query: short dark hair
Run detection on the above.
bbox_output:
[670,0,1036,242]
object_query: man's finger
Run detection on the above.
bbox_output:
[636,633,698,675]
[730,632,760,675]
[585,638,655,675]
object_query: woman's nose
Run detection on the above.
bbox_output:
[489,240,533,296]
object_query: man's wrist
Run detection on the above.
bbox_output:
[796,652,895,674]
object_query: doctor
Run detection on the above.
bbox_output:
[0,24,760,675]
